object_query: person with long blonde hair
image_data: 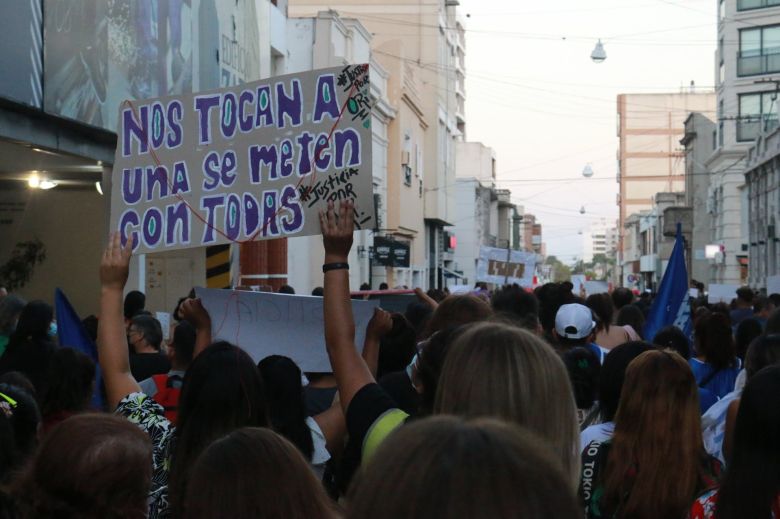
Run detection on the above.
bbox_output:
[580,350,722,519]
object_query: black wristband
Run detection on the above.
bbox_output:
[323,262,350,273]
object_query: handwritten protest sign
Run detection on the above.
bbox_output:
[196,287,378,373]
[584,281,609,296]
[111,65,375,254]
[476,246,536,287]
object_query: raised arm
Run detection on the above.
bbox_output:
[362,307,393,378]
[98,233,141,409]
[414,287,439,310]
[320,200,374,414]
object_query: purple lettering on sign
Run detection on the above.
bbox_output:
[167,100,183,148]
[314,134,331,171]
[122,168,143,205]
[238,90,254,133]
[119,210,140,249]
[254,85,274,127]
[122,106,148,157]
[201,195,226,244]
[142,207,164,247]
[296,132,314,176]
[221,92,238,139]
[280,185,304,234]
[225,194,242,241]
[313,74,340,123]
[248,145,277,184]
[166,202,190,245]
[276,79,302,128]
[171,162,190,194]
[261,190,280,237]
[146,165,169,201]
[334,129,360,168]
[280,139,294,178]
[194,94,221,144]
[244,192,260,236]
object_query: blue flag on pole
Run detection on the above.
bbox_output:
[643,223,692,341]
[54,288,105,409]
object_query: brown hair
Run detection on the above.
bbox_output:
[423,295,492,338]
[184,427,338,519]
[586,293,614,332]
[347,416,581,519]
[433,322,580,487]
[695,312,737,370]
[603,350,704,519]
[14,414,152,519]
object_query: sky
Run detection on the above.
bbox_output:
[458,0,717,264]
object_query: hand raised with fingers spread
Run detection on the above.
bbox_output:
[320,200,354,263]
[100,232,133,291]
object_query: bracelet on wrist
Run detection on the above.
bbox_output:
[323,262,350,273]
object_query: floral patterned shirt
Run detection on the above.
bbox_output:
[115,392,175,519]
[690,488,780,519]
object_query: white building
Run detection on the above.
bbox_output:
[706,0,780,284]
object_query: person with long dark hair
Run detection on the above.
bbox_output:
[690,313,741,398]
[690,365,780,518]
[0,301,57,394]
[40,348,95,433]
[97,233,269,518]
[581,350,721,519]
[257,355,338,479]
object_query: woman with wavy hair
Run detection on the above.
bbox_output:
[581,350,721,519]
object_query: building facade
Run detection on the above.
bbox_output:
[706,0,780,285]
[744,128,780,290]
[681,112,717,285]
[289,0,465,289]
[616,92,716,284]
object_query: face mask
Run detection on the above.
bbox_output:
[48,321,58,338]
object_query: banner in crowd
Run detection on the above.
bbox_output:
[767,275,780,297]
[111,64,375,254]
[644,224,691,341]
[476,246,536,287]
[707,284,739,304]
[196,287,378,372]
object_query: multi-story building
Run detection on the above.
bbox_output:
[707,0,780,285]
[616,92,716,283]
[681,112,717,284]
[283,11,398,292]
[744,127,780,290]
[637,192,689,290]
[289,0,465,289]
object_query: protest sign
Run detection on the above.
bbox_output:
[448,284,471,295]
[156,312,171,341]
[111,65,375,254]
[571,275,586,295]
[768,275,780,297]
[476,246,536,287]
[584,281,609,296]
[196,287,378,372]
[707,284,739,304]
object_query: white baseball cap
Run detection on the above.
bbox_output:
[555,304,596,340]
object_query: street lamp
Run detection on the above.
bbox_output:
[582,163,594,178]
[591,39,606,63]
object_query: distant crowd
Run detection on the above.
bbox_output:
[0,201,778,518]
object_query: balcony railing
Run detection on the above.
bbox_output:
[738,48,780,76]
[737,116,779,142]
[738,0,780,10]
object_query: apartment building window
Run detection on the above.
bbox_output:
[737,91,779,141]
[719,0,726,19]
[719,37,725,84]
[738,0,780,10]
[738,25,780,76]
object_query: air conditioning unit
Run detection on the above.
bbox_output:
[401,151,410,165]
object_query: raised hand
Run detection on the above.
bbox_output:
[100,232,133,291]
[320,200,354,263]
[180,298,211,330]
[366,308,393,340]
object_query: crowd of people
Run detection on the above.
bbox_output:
[0,199,778,517]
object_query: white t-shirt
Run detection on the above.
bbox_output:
[306,416,331,480]
[701,388,741,465]
[580,421,615,452]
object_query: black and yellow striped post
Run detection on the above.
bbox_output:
[206,244,231,289]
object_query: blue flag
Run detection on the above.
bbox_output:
[54,288,106,409]
[643,223,692,341]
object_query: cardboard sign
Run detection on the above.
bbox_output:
[476,246,536,287]
[571,275,586,295]
[707,284,739,304]
[768,275,780,297]
[111,65,375,254]
[448,284,471,295]
[196,287,378,373]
